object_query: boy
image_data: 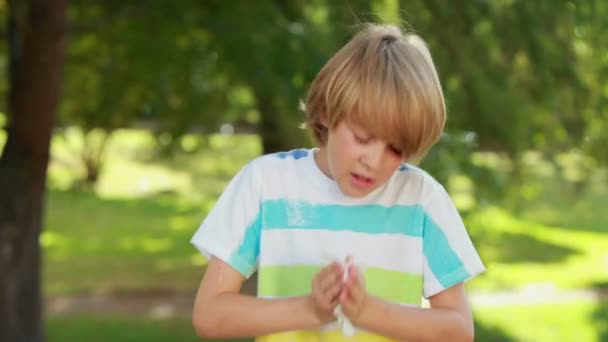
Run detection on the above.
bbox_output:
[191,23,484,341]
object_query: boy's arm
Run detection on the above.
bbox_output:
[192,257,334,339]
[353,282,474,342]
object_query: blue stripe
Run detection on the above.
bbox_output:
[422,213,469,288]
[274,149,309,160]
[261,199,424,236]
[229,212,261,277]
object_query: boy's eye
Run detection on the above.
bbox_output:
[354,134,372,144]
[389,145,403,156]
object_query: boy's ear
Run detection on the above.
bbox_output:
[316,119,331,135]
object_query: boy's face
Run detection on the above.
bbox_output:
[317,120,405,197]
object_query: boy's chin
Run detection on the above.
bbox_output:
[338,184,375,198]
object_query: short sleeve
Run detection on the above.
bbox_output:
[191,161,262,278]
[421,184,485,298]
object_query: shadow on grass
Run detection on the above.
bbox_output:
[47,314,512,342]
[592,281,608,291]
[45,189,209,296]
[591,279,608,342]
[492,231,577,263]
[472,230,578,264]
[49,188,202,216]
[474,320,515,342]
[47,314,253,342]
[522,202,608,233]
[592,299,608,342]
[518,174,608,234]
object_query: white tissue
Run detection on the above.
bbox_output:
[333,257,355,338]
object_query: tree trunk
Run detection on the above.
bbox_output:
[0,1,66,341]
[255,90,310,154]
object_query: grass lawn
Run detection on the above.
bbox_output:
[44,130,261,295]
[43,129,608,296]
[465,205,608,292]
[46,314,250,342]
[474,299,608,342]
[46,299,608,342]
[43,189,206,295]
[43,187,608,296]
[38,128,608,341]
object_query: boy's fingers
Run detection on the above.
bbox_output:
[324,265,344,289]
[320,269,338,291]
[313,287,332,311]
[312,275,321,293]
[349,283,363,304]
[340,291,357,316]
[317,266,330,281]
[312,281,322,301]
[327,280,342,301]
[347,266,365,292]
[350,265,364,283]
[313,266,332,291]
[340,288,349,303]
[329,262,343,281]
[340,288,361,316]
[311,262,345,311]
[341,277,363,307]
[312,278,328,306]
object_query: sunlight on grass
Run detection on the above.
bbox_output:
[43,189,207,296]
[98,161,186,197]
[466,207,608,291]
[556,150,597,183]
[471,151,512,171]
[474,299,607,342]
[449,174,476,211]
[40,231,69,249]
[94,130,189,197]
[0,128,5,151]
[169,215,196,232]
[48,128,261,201]
[521,150,556,178]
[141,237,173,253]
[520,167,608,233]
[190,253,206,267]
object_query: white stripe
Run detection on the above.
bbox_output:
[422,257,444,298]
[256,152,434,206]
[191,161,261,268]
[423,186,485,277]
[259,229,423,274]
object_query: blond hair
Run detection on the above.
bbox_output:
[304,24,446,160]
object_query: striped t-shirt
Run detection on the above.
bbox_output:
[191,148,485,341]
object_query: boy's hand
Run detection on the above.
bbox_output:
[310,262,343,323]
[339,263,369,323]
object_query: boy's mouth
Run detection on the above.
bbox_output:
[350,172,374,188]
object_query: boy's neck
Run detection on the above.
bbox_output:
[313,147,333,180]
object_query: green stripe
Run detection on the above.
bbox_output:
[365,267,423,304]
[258,265,422,305]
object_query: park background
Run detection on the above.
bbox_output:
[0,1,607,341]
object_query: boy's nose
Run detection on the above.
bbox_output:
[361,142,385,170]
